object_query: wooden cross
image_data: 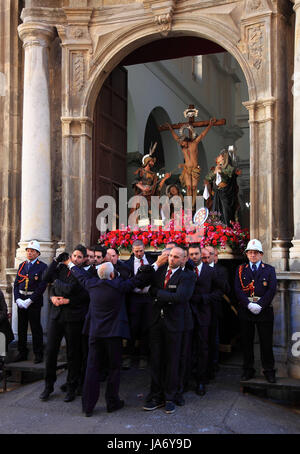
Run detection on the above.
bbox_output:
[158,104,226,137]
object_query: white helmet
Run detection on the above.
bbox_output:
[245,239,263,253]
[26,240,41,254]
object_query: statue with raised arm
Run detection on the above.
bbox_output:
[164,118,217,207]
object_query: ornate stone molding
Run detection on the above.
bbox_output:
[61,116,93,139]
[18,22,56,48]
[243,97,276,123]
[143,0,177,36]
[72,52,85,93]
[238,22,265,71]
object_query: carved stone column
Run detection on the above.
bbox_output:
[16,23,56,262]
[290,0,300,270]
[14,23,56,336]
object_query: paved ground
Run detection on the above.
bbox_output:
[0,365,299,435]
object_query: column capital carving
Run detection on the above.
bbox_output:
[291,0,300,11]
[18,22,56,49]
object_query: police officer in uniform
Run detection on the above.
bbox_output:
[13,240,48,363]
[235,239,277,383]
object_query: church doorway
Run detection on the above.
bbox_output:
[91,35,250,244]
[90,34,250,363]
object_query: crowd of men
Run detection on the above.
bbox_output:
[8,237,277,417]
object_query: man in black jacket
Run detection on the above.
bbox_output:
[143,247,196,414]
[205,246,231,378]
[123,240,156,370]
[39,245,90,402]
[188,245,224,396]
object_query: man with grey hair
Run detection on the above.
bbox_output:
[98,261,114,280]
[63,256,152,416]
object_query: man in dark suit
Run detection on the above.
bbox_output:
[206,246,231,378]
[107,248,131,279]
[123,240,156,370]
[188,245,223,396]
[39,245,90,403]
[235,239,277,383]
[13,240,48,363]
[143,247,196,414]
[82,246,96,277]
[65,260,150,416]
[175,247,196,406]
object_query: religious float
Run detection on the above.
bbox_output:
[99,209,249,260]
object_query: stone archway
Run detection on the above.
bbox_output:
[79,20,277,261]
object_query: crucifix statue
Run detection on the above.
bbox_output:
[159,105,226,208]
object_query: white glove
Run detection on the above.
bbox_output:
[248,302,262,314]
[16,298,26,308]
[22,298,33,309]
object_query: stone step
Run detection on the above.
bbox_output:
[1,359,67,389]
[240,376,300,404]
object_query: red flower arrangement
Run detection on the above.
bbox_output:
[99,212,249,255]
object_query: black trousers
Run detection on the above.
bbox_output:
[82,337,123,413]
[45,317,83,390]
[147,319,182,403]
[193,324,210,384]
[17,303,43,357]
[126,294,151,358]
[177,330,192,396]
[240,318,275,372]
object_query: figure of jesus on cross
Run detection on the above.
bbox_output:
[159,105,225,208]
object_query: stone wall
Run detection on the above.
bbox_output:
[0,0,23,302]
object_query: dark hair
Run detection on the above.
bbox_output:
[178,245,188,254]
[73,244,87,257]
[107,247,119,256]
[94,245,107,258]
[188,243,201,251]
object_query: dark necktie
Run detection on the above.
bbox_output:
[27,262,32,273]
[164,269,172,288]
[252,264,257,275]
[195,267,199,277]
[140,258,144,266]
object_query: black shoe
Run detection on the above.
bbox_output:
[175,395,185,406]
[164,401,176,414]
[64,390,76,402]
[143,400,165,411]
[60,383,67,393]
[85,411,93,417]
[264,371,276,384]
[196,384,206,396]
[14,353,27,362]
[39,386,54,401]
[107,399,124,413]
[34,355,43,364]
[241,370,255,381]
